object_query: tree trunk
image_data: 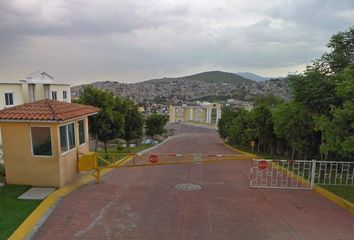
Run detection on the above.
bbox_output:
[94,133,99,152]
[104,141,108,159]
[270,145,274,158]
[291,147,295,160]
[263,143,266,153]
[325,151,329,161]
[257,136,261,153]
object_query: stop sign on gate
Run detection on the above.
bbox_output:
[258,160,268,169]
[149,154,159,163]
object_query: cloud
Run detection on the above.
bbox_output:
[0,0,353,83]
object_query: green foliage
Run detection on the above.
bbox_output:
[273,102,317,158]
[218,27,354,160]
[288,70,337,115]
[217,107,238,139]
[145,114,168,138]
[123,104,144,145]
[78,86,144,153]
[252,94,283,107]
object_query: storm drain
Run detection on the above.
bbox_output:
[175,183,202,192]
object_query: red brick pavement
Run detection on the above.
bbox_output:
[34,123,354,240]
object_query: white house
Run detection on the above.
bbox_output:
[0,71,71,110]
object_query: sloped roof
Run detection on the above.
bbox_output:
[0,99,99,122]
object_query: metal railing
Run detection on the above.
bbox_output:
[250,159,354,189]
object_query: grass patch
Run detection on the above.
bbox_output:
[322,185,354,203]
[97,144,153,166]
[0,185,41,240]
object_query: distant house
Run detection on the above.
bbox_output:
[0,71,71,110]
[0,99,98,187]
[169,102,221,126]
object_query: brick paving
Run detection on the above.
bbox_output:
[34,123,354,240]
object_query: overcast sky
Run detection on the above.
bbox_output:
[0,0,353,85]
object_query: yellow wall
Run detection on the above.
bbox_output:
[2,117,91,187]
[2,122,60,187]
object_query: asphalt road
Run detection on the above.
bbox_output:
[34,123,354,240]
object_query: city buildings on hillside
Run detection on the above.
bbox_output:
[169,102,221,126]
[0,71,71,110]
[226,99,254,111]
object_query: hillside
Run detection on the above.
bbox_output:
[71,71,289,103]
[183,71,254,84]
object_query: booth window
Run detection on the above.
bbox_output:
[60,123,76,153]
[31,127,52,156]
[78,120,85,145]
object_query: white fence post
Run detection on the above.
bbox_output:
[310,159,316,189]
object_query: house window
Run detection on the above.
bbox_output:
[63,90,67,100]
[52,91,57,100]
[5,93,14,106]
[78,120,85,145]
[60,123,76,153]
[31,127,52,156]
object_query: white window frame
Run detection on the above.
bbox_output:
[29,126,53,157]
[78,119,86,146]
[4,92,14,107]
[52,91,57,100]
[60,122,76,155]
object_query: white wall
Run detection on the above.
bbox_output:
[0,84,24,110]
[49,85,71,102]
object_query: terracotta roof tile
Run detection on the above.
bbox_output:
[0,99,99,122]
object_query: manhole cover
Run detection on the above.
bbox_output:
[175,183,202,191]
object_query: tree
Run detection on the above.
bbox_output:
[78,86,124,156]
[123,104,144,147]
[315,68,354,160]
[217,107,238,139]
[288,70,338,115]
[273,102,317,159]
[145,114,168,139]
[252,104,277,154]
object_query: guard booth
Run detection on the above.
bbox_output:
[0,99,98,187]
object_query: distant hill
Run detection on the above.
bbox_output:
[183,71,254,84]
[71,70,289,103]
[237,72,284,82]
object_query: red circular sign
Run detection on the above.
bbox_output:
[149,154,159,163]
[258,160,268,169]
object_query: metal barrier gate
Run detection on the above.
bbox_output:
[79,152,255,183]
[250,159,354,189]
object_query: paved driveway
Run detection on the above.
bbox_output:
[34,123,354,240]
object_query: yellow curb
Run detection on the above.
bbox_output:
[222,141,257,158]
[314,185,354,214]
[8,156,131,240]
